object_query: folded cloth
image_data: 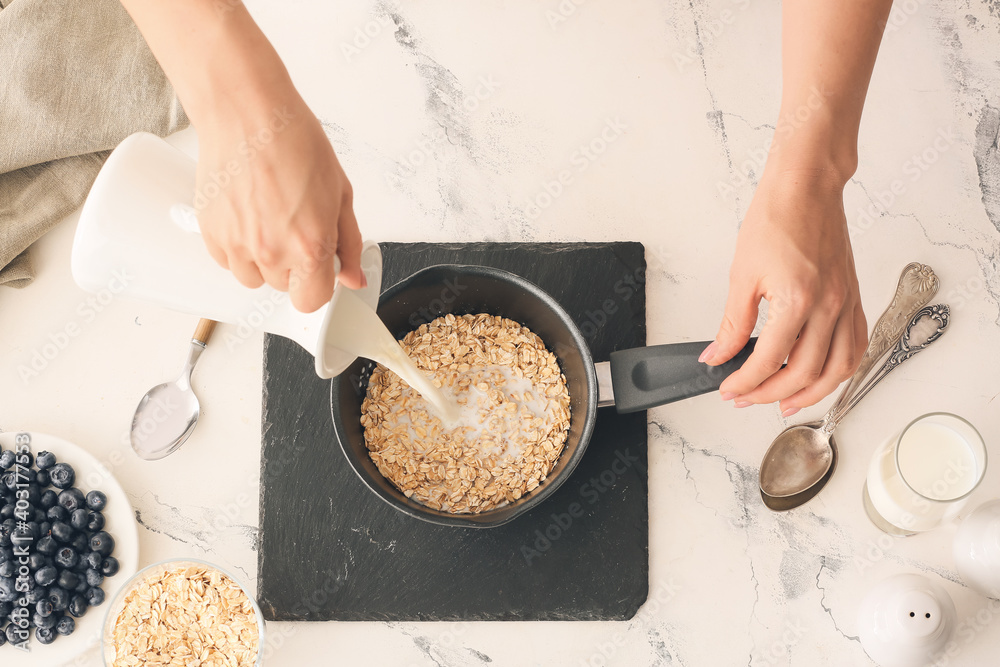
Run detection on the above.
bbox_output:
[0,0,188,287]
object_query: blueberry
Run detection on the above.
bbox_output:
[37,491,57,512]
[54,547,78,569]
[89,531,115,557]
[85,569,103,588]
[70,508,88,531]
[73,557,89,573]
[0,504,13,520]
[0,627,5,647]
[48,586,69,611]
[86,511,105,532]
[0,576,16,602]
[67,594,88,618]
[0,450,13,470]
[85,551,103,570]
[32,612,56,630]
[0,519,14,547]
[35,599,54,617]
[87,586,106,606]
[34,451,56,470]
[101,556,120,577]
[35,625,57,644]
[2,471,18,492]
[0,547,12,563]
[35,469,50,487]
[71,533,89,554]
[0,600,11,616]
[24,585,47,604]
[84,490,107,511]
[28,552,47,571]
[74,576,88,593]
[47,505,68,522]
[57,488,85,511]
[50,521,74,544]
[55,614,75,636]
[1,472,17,492]
[48,463,75,489]
[36,535,58,555]
[34,565,58,588]
[0,561,13,578]
[39,520,51,537]
[57,569,80,589]
[23,483,40,505]
[5,621,23,644]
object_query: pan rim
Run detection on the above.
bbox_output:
[330,262,599,528]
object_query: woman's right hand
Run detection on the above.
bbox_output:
[194,87,365,313]
[118,0,364,313]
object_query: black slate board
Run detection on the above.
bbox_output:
[257,243,648,621]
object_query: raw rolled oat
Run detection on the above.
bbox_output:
[361,313,571,513]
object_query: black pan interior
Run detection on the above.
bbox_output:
[330,264,598,527]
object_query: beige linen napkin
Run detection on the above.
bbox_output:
[0,0,188,287]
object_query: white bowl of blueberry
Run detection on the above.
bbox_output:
[0,431,138,664]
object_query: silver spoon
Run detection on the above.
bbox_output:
[760,304,950,509]
[130,319,216,460]
[758,264,938,507]
[758,265,944,510]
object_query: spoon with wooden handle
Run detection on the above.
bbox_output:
[130,319,217,460]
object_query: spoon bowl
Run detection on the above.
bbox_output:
[130,379,202,460]
[130,319,215,461]
[759,421,833,498]
[761,437,838,512]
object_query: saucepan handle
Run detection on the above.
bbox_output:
[609,339,758,414]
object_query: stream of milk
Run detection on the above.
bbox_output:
[325,289,460,423]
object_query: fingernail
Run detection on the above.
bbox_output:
[781,407,800,418]
[734,401,753,408]
[698,341,718,363]
[720,391,737,401]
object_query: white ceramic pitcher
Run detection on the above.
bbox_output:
[72,132,383,378]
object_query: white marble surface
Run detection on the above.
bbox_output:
[2,0,1000,665]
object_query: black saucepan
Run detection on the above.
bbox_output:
[331,265,754,528]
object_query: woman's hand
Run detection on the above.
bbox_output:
[701,170,867,417]
[118,0,364,313]
[699,0,893,415]
[195,92,365,313]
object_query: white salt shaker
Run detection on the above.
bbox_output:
[954,499,1000,598]
[857,573,957,667]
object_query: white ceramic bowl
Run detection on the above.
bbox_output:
[102,558,265,666]
[0,431,139,666]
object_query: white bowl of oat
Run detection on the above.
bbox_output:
[102,559,264,667]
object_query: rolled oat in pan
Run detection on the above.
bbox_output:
[361,313,571,513]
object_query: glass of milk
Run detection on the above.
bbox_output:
[863,413,987,536]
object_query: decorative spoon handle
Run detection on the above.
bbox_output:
[830,304,950,425]
[825,263,938,421]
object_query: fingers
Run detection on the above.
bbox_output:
[335,201,365,290]
[288,232,339,313]
[774,305,858,413]
[718,293,813,400]
[703,276,760,366]
[226,252,266,289]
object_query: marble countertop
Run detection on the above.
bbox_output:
[2,0,999,665]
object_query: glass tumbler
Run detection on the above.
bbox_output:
[863,412,987,536]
